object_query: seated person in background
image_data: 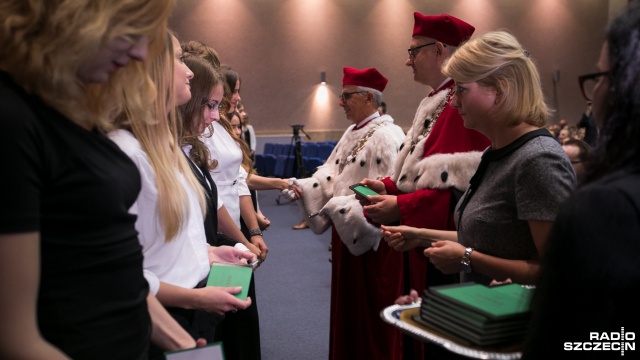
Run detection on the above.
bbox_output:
[377,101,387,115]
[577,101,598,147]
[562,138,591,183]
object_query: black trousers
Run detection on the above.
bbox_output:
[148,278,223,360]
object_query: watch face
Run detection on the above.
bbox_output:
[461,248,473,273]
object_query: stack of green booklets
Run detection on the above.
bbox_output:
[415,282,534,346]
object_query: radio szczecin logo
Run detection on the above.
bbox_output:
[564,328,635,356]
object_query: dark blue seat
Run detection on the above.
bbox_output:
[263,142,276,155]
[303,157,324,176]
[263,154,277,176]
[254,154,266,175]
[317,144,334,160]
[303,142,320,158]
[273,154,295,178]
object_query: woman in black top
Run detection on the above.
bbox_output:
[0,1,189,359]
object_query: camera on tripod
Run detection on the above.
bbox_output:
[290,124,305,138]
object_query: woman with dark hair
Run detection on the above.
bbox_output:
[523,2,640,358]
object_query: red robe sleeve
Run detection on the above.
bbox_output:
[383,104,490,230]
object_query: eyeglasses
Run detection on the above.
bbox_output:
[203,101,220,111]
[407,42,436,58]
[578,71,609,101]
[338,91,366,102]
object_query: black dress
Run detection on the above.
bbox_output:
[0,71,151,359]
[523,170,640,359]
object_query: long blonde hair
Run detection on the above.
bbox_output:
[114,31,206,242]
[0,0,175,131]
[442,31,552,127]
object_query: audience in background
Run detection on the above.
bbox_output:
[377,101,387,115]
[557,125,571,144]
[577,101,598,147]
[562,138,591,183]
[523,3,640,357]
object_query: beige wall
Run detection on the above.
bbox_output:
[170,0,625,140]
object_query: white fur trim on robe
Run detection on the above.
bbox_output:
[389,87,482,195]
[391,89,448,191]
[296,167,333,234]
[296,114,404,251]
[320,195,382,256]
[396,151,483,193]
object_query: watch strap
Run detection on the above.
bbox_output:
[249,228,263,237]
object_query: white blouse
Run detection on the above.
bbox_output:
[201,121,250,228]
[109,129,210,295]
[183,144,223,211]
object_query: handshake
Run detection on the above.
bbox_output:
[280,177,302,201]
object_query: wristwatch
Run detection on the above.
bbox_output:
[249,228,263,237]
[461,247,474,273]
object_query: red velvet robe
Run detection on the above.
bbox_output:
[380,80,490,358]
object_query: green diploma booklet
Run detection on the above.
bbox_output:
[417,282,534,346]
[206,262,253,300]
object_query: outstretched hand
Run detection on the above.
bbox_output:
[380,225,423,251]
[280,178,302,200]
[208,245,257,266]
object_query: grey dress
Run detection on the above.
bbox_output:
[455,129,576,285]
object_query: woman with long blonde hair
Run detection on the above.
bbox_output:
[0,0,179,358]
[109,32,257,359]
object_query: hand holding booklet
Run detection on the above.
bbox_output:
[206,261,253,300]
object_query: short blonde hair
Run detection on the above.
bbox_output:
[442,31,551,127]
[0,0,175,130]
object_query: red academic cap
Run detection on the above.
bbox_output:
[412,12,475,47]
[342,67,388,92]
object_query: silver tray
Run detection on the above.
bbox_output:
[380,303,522,359]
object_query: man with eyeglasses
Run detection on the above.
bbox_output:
[358,12,491,359]
[294,66,405,360]
[562,138,591,182]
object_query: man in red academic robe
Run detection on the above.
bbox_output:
[360,12,491,359]
[294,67,406,360]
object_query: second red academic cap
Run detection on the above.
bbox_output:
[412,12,475,47]
[342,67,388,92]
